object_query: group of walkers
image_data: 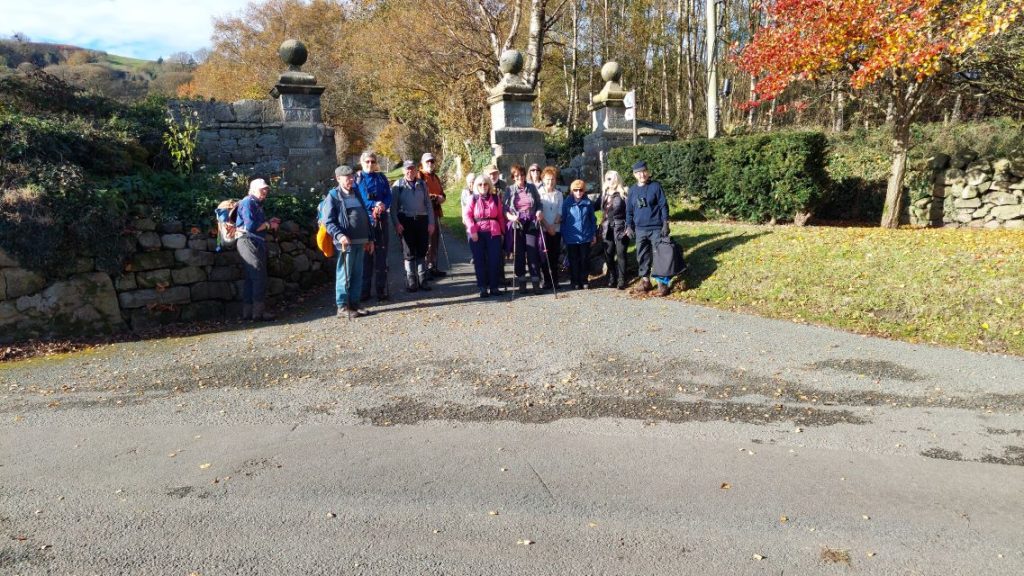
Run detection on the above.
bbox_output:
[235,151,673,321]
[460,160,672,299]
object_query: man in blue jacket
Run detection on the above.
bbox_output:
[324,165,376,319]
[356,151,393,301]
[236,178,280,321]
[625,161,670,296]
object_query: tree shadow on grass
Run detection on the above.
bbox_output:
[674,230,770,290]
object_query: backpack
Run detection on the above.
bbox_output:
[652,235,687,279]
[215,199,243,250]
[315,192,336,258]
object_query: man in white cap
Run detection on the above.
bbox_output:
[420,152,447,278]
[235,178,280,320]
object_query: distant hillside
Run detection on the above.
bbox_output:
[0,39,193,101]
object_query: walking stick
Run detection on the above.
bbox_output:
[343,245,352,319]
[381,220,390,299]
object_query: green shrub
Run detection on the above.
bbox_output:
[544,124,587,168]
[609,138,714,199]
[706,132,831,223]
[610,132,829,223]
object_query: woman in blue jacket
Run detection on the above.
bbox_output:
[560,179,598,290]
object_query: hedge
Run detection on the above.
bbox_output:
[609,131,831,224]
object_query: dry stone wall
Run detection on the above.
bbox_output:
[910,152,1024,229]
[0,215,332,344]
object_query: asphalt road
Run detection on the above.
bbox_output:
[2,229,1023,575]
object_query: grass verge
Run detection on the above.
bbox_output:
[670,222,1024,356]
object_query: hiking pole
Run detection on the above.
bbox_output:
[511,221,519,299]
[343,245,352,320]
[381,220,390,299]
[538,228,558,298]
[439,225,451,272]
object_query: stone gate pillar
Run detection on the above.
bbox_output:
[271,39,336,195]
[488,50,546,175]
[569,62,674,186]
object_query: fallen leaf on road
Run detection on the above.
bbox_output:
[488,510,500,516]
[866,552,876,557]
[327,512,336,518]
[753,554,765,560]
[199,463,211,470]
[780,516,789,523]
[720,483,731,490]
[517,539,534,546]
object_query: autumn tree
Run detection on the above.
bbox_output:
[182,0,358,122]
[738,0,1024,228]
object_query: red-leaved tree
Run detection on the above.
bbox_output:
[738,0,1024,228]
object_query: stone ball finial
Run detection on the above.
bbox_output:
[499,50,524,76]
[279,39,308,70]
[601,61,623,83]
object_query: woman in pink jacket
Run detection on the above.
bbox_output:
[464,174,508,298]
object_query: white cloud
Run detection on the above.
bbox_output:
[0,0,252,60]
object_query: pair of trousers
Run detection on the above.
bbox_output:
[335,246,365,308]
[566,243,590,287]
[469,231,503,292]
[512,227,541,280]
[237,236,268,305]
[604,232,628,285]
[635,228,662,279]
[362,223,388,297]
[398,214,429,260]
[541,231,561,287]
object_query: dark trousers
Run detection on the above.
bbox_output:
[237,236,268,304]
[361,222,388,297]
[512,228,541,280]
[397,214,429,260]
[541,231,561,287]
[604,232,628,285]
[635,228,662,278]
[567,242,590,288]
[469,231,503,291]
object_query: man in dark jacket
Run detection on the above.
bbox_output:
[236,178,280,321]
[391,160,435,292]
[625,161,670,296]
[324,165,376,319]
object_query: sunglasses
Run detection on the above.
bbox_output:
[529,168,539,172]
[363,159,377,164]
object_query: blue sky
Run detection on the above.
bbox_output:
[1,0,252,60]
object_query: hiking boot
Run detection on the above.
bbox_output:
[489,288,501,297]
[616,281,627,290]
[655,283,671,297]
[337,306,353,320]
[531,277,541,294]
[354,306,372,317]
[430,268,447,278]
[406,277,419,292]
[241,304,253,320]
[418,278,432,291]
[479,289,489,299]
[634,278,653,293]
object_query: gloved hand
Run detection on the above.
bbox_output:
[661,223,670,236]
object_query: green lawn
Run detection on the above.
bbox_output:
[669,222,1024,356]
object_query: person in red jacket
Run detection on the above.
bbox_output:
[420,152,447,279]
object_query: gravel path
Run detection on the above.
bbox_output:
[2,228,1023,574]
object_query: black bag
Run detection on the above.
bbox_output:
[652,235,687,278]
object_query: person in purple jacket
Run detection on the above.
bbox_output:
[560,179,598,290]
